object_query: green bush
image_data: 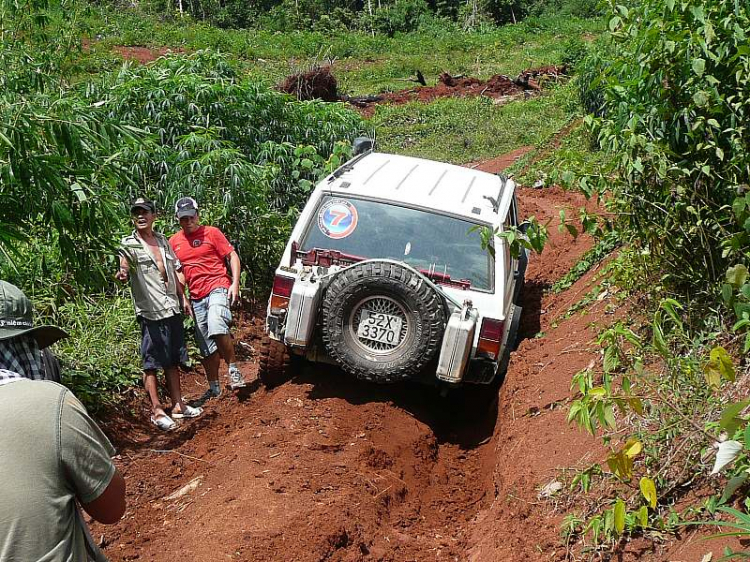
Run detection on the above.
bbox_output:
[359,0,431,35]
[576,36,611,117]
[561,36,587,68]
[588,0,750,308]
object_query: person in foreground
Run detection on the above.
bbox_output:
[117,198,203,431]
[0,280,126,562]
[169,196,246,400]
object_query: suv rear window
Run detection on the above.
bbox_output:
[300,196,493,291]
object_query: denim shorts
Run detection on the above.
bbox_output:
[191,288,232,357]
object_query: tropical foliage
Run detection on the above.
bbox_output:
[556,0,750,551]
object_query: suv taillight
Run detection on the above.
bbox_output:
[477,318,504,360]
[270,275,295,313]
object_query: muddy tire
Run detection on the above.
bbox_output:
[321,261,446,383]
[498,304,523,381]
[258,335,294,388]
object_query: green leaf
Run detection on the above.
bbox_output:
[614,500,626,534]
[603,404,616,429]
[589,387,607,398]
[652,312,668,356]
[727,265,749,288]
[624,438,643,458]
[711,346,735,382]
[719,399,749,432]
[735,303,750,320]
[640,477,657,509]
[722,283,734,305]
[693,91,709,107]
[692,58,705,77]
[720,473,748,504]
[638,505,649,528]
[628,397,644,415]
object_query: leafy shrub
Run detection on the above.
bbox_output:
[80,50,364,291]
[561,36,587,68]
[576,36,611,117]
[359,0,431,36]
[589,0,750,307]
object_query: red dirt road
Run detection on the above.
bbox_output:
[92,164,724,560]
[93,177,604,561]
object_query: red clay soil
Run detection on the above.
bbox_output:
[88,152,732,561]
[466,146,535,173]
[275,65,567,116]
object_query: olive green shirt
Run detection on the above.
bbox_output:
[120,231,182,321]
[0,379,117,562]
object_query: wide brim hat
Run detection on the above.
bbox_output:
[0,281,68,349]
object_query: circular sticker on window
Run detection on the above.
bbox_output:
[318,199,358,239]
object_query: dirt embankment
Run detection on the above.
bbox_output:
[278,65,568,116]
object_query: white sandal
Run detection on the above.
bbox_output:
[172,405,203,419]
[150,414,176,431]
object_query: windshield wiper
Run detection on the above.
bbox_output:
[418,269,471,289]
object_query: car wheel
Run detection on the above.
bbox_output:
[258,334,295,388]
[321,261,446,383]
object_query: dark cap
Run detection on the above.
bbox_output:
[0,281,68,349]
[175,197,199,219]
[130,197,156,214]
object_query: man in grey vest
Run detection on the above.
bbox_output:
[0,280,126,561]
[117,198,203,430]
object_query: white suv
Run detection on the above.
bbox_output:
[259,141,526,388]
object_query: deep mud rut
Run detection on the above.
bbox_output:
[90,165,649,561]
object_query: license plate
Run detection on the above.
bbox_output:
[357,310,403,346]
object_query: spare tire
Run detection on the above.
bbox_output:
[321,261,446,383]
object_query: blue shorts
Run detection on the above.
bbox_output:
[192,288,233,357]
[139,314,188,371]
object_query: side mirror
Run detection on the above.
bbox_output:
[352,137,374,156]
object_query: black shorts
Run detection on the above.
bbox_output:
[139,314,188,371]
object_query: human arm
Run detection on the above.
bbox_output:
[228,250,241,306]
[81,469,126,524]
[115,254,129,282]
[60,391,126,524]
[210,227,241,306]
[167,240,192,317]
[176,269,192,318]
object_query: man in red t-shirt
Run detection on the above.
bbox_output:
[169,197,246,397]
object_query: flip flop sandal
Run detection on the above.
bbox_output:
[172,405,203,419]
[150,414,177,431]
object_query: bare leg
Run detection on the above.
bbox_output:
[214,334,236,367]
[164,366,186,414]
[201,351,221,384]
[143,370,167,419]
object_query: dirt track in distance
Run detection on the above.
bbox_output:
[92,156,621,561]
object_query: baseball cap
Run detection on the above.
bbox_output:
[0,281,68,349]
[175,197,199,218]
[130,197,156,214]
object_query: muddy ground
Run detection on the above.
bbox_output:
[91,154,733,561]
